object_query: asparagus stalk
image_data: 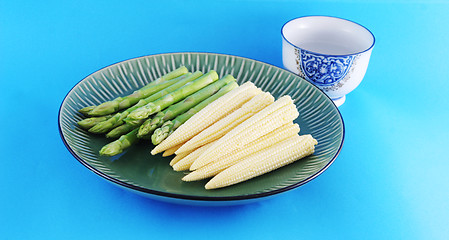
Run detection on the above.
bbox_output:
[80,67,180,114]
[86,66,189,116]
[137,113,164,138]
[79,70,175,114]
[99,128,139,156]
[151,81,239,145]
[77,115,112,130]
[137,75,236,138]
[78,106,96,116]
[106,119,145,138]
[127,70,219,120]
[88,72,203,134]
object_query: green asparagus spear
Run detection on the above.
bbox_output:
[78,106,96,116]
[137,113,164,138]
[127,70,219,120]
[116,69,191,110]
[137,75,236,138]
[151,81,239,145]
[106,119,145,138]
[99,129,139,156]
[88,110,128,134]
[88,72,203,134]
[79,69,175,115]
[87,66,188,116]
[80,67,180,114]
[77,115,112,130]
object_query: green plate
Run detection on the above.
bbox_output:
[59,52,344,205]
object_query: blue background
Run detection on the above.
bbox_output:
[1,0,448,239]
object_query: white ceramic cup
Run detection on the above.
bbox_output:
[282,16,375,106]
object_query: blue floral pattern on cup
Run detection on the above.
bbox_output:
[299,49,354,86]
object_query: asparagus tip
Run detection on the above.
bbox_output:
[89,101,120,116]
[105,130,120,139]
[88,122,110,134]
[99,141,123,156]
[128,109,148,120]
[78,106,95,116]
[77,119,94,129]
[151,124,171,145]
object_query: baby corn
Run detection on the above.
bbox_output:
[190,96,299,171]
[182,123,300,182]
[172,142,214,171]
[162,143,184,157]
[168,150,192,167]
[205,134,318,190]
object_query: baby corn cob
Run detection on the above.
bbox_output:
[189,96,299,171]
[168,150,195,167]
[182,123,300,182]
[172,142,214,171]
[162,143,184,157]
[151,82,262,155]
[205,134,318,190]
[175,92,275,155]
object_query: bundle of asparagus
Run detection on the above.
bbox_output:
[77,66,239,156]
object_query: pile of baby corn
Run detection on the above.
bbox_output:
[151,81,318,190]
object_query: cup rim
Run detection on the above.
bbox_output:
[281,15,376,56]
